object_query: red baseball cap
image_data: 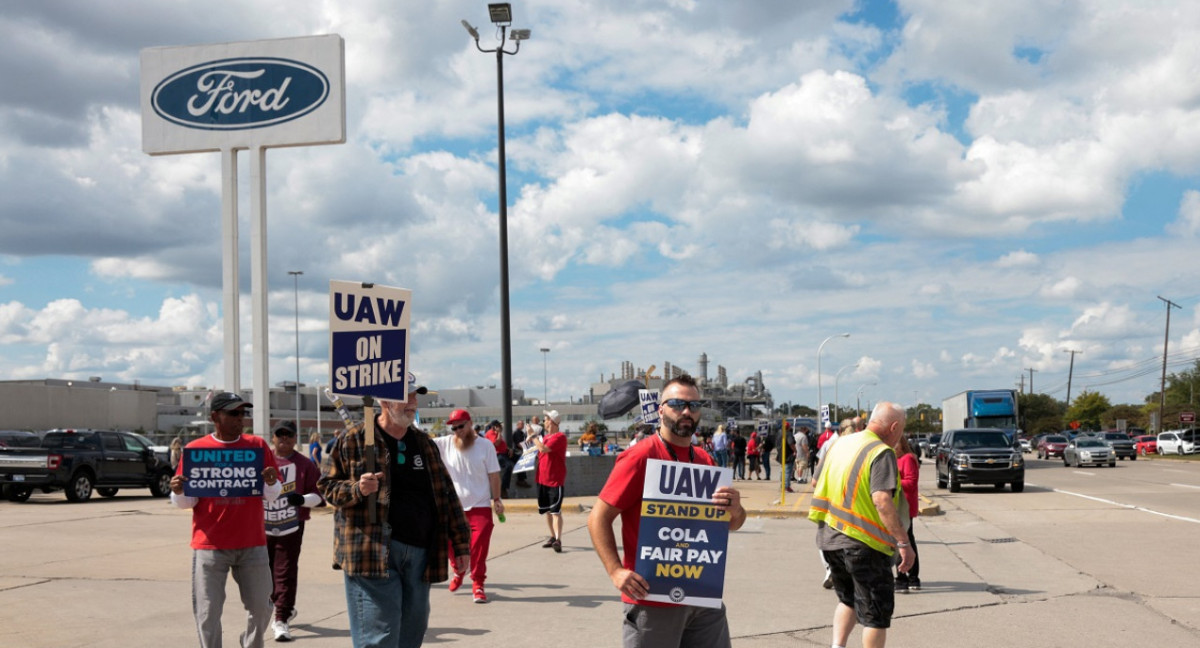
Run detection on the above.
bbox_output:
[447,409,471,424]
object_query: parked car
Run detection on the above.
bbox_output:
[1018,437,1032,453]
[935,428,1025,493]
[1036,435,1069,459]
[1097,431,1137,460]
[1134,435,1158,456]
[1157,430,1198,455]
[0,429,174,502]
[0,430,42,448]
[1062,438,1115,467]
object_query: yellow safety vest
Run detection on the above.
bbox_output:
[807,431,900,556]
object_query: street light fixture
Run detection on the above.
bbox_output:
[463,3,531,447]
[540,347,550,405]
[816,333,850,425]
[288,270,303,432]
[834,362,860,423]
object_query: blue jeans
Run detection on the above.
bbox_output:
[343,540,430,648]
[714,448,728,468]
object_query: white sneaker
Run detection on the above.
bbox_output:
[272,619,293,642]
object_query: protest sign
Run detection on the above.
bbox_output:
[512,444,539,474]
[634,459,733,608]
[264,460,301,535]
[639,389,660,425]
[329,280,411,400]
[183,447,264,497]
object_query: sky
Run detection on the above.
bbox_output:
[4,0,1200,414]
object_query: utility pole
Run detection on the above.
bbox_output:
[1025,368,1037,394]
[1064,349,1082,407]
[1158,296,1181,433]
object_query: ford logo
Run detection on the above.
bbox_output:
[151,57,329,130]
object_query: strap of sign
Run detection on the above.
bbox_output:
[362,395,377,524]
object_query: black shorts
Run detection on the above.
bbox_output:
[823,544,895,629]
[537,484,564,514]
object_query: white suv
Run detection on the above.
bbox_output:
[1157,430,1197,455]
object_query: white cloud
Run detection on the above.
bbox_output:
[996,250,1039,267]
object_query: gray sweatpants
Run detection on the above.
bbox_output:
[192,546,273,648]
[622,602,732,648]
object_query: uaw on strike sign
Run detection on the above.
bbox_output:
[329,281,411,400]
[635,459,733,608]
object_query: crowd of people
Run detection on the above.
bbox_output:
[167,377,921,648]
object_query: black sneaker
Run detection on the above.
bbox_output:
[894,580,909,592]
[541,537,556,548]
[552,539,562,553]
[910,579,921,591]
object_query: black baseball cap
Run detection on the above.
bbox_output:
[272,420,298,437]
[211,392,252,412]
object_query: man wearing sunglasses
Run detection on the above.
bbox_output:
[588,375,746,648]
[318,380,471,648]
[170,392,281,648]
[433,409,503,603]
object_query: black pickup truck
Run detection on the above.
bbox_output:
[935,428,1025,493]
[0,429,174,502]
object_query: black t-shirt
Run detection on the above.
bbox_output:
[383,430,435,547]
[732,436,748,455]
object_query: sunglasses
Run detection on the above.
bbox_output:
[395,440,408,465]
[222,409,248,418]
[663,399,703,412]
[450,423,469,431]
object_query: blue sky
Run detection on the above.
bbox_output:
[4,0,1200,415]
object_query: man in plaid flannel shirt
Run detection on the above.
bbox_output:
[318,381,470,648]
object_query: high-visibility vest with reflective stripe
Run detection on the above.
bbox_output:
[807,430,899,556]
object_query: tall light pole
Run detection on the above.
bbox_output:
[288,270,303,431]
[834,362,859,422]
[856,382,877,416]
[816,333,850,425]
[463,4,530,446]
[540,347,550,405]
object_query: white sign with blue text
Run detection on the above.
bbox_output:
[141,34,345,155]
[634,459,733,608]
[639,389,660,425]
[329,281,412,401]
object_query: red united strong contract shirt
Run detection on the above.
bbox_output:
[598,434,715,606]
[177,434,279,550]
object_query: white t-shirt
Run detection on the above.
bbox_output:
[434,434,501,510]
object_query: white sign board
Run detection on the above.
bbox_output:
[141,34,345,154]
[329,281,412,401]
[639,389,661,425]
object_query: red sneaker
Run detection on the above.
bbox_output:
[473,585,488,604]
[448,573,464,592]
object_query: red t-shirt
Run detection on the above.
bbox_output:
[537,431,567,486]
[598,434,715,606]
[177,434,279,550]
[485,428,509,456]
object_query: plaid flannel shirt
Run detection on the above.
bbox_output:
[317,421,471,581]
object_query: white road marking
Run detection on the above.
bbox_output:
[1030,486,1200,524]
[1170,483,1200,490]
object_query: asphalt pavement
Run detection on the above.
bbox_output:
[2,462,1196,647]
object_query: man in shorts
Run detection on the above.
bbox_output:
[808,402,914,648]
[532,409,567,552]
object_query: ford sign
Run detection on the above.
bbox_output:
[151,57,329,131]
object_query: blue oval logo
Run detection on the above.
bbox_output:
[152,57,329,131]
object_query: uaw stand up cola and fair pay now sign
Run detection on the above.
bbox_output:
[329,281,412,401]
[635,459,733,608]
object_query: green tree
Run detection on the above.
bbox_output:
[1064,391,1111,430]
[1019,393,1066,435]
[1102,404,1145,431]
